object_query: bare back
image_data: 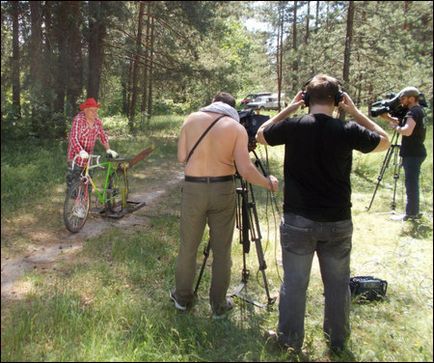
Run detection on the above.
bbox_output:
[178,111,244,176]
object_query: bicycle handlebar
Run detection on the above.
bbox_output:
[71,154,101,170]
[71,152,133,171]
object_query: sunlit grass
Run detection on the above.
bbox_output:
[1,116,432,362]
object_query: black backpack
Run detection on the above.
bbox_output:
[349,276,388,301]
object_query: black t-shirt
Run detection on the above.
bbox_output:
[264,113,380,222]
[400,105,427,157]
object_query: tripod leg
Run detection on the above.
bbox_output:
[232,182,276,306]
[367,131,400,211]
[194,240,211,296]
[253,238,276,305]
[247,185,275,305]
[367,145,394,211]
[391,147,402,211]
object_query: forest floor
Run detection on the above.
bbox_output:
[1,120,432,361]
[1,162,184,301]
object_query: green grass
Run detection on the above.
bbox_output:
[1,116,433,362]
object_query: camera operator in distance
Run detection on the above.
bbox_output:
[256,74,389,353]
[378,86,427,221]
[171,92,278,318]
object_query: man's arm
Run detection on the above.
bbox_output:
[177,122,188,163]
[339,93,390,152]
[70,118,82,150]
[397,117,416,136]
[379,113,416,137]
[234,126,278,191]
[256,91,305,145]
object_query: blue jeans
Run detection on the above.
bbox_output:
[402,156,426,216]
[278,213,353,350]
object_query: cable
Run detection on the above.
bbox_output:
[256,144,283,283]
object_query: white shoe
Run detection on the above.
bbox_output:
[170,290,187,311]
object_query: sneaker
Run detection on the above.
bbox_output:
[403,213,423,221]
[264,330,286,350]
[390,213,406,221]
[264,330,292,350]
[390,213,423,221]
[212,297,234,319]
[169,289,187,311]
[329,345,356,361]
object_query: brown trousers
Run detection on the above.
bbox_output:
[175,179,236,312]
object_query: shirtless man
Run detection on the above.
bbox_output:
[171,92,278,318]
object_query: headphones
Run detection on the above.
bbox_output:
[301,77,344,107]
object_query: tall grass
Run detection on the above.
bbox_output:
[1,116,432,362]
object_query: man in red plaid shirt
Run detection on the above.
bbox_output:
[66,97,118,192]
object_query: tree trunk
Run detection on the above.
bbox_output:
[88,1,106,100]
[292,1,298,93]
[65,1,83,121]
[403,1,410,31]
[305,1,310,45]
[292,1,297,50]
[129,1,145,132]
[43,2,55,113]
[340,1,355,121]
[11,0,21,119]
[342,1,354,85]
[54,2,67,117]
[141,1,151,126]
[146,15,155,121]
[122,80,128,115]
[315,1,320,31]
[29,1,45,135]
[126,58,133,117]
[276,3,284,113]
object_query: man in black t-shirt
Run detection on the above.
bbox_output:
[380,86,427,220]
[256,74,390,354]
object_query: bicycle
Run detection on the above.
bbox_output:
[63,146,153,233]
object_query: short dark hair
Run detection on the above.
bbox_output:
[213,92,236,108]
[305,74,341,106]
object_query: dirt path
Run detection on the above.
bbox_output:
[1,171,184,300]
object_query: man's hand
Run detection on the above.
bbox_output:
[379,113,399,128]
[106,149,119,159]
[338,92,358,116]
[256,91,305,146]
[291,90,305,109]
[79,150,89,159]
[268,175,279,192]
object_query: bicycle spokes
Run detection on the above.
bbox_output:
[64,180,90,233]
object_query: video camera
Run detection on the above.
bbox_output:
[370,93,407,119]
[238,109,269,151]
[370,92,428,120]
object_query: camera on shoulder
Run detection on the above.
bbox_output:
[370,92,428,120]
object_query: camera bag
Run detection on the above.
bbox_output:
[349,276,388,301]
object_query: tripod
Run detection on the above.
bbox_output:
[367,129,402,211]
[194,152,276,308]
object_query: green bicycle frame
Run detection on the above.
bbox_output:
[85,159,126,206]
[87,160,114,204]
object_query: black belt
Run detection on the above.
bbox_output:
[185,175,234,183]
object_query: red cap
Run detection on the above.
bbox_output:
[79,98,101,111]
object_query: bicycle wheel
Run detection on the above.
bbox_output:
[64,180,90,233]
[106,167,129,214]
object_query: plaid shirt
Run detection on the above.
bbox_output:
[67,112,109,167]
